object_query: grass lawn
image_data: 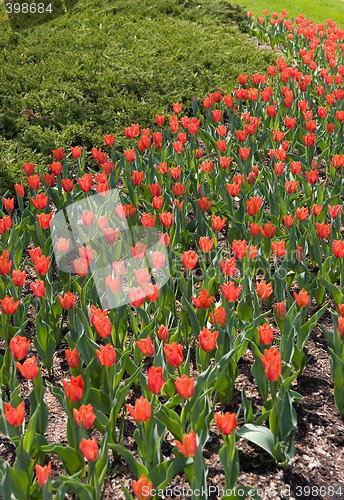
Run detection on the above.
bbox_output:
[234,0,344,26]
[0,0,274,195]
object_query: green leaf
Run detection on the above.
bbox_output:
[108,444,148,478]
[41,444,85,475]
[237,424,275,458]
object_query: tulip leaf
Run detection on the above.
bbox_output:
[155,406,184,441]
[237,424,275,459]
[41,444,85,476]
[108,444,148,478]
[53,477,94,500]
[322,278,342,304]
[153,457,192,490]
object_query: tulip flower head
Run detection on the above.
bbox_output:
[175,374,195,399]
[133,475,153,500]
[293,288,310,308]
[10,335,30,360]
[174,430,197,457]
[260,347,282,382]
[80,437,99,461]
[147,366,164,394]
[5,401,25,427]
[215,411,237,435]
[63,375,84,402]
[15,356,38,380]
[35,462,51,488]
[126,396,151,422]
[73,404,96,429]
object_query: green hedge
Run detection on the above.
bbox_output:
[0,0,274,195]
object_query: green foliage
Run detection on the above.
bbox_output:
[0,0,273,195]
[234,0,344,25]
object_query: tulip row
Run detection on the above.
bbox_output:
[0,8,344,500]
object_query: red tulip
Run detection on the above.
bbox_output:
[256,281,273,300]
[16,356,38,379]
[276,301,287,319]
[199,236,214,253]
[133,475,153,500]
[209,306,227,327]
[260,347,282,382]
[135,337,154,357]
[182,250,198,270]
[221,281,242,302]
[80,437,99,461]
[259,323,273,345]
[129,287,146,307]
[175,374,194,399]
[73,404,96,429]
[37,213,52,229]
[5,401,25,427]
[157,324,169,342]
[147,366,164,394]
[52,148,64,161]
[232,239,247,259]
[96,344,116,366]
[164,342,183,367]
[63,375,84,402]
[126,396,151,422]
[10,335,30,360]
[71,146,82,158]
[246,196,262,216]
[271,240,286,258]
[58,292,76,310]
[31,280,45,297]
[65,348,80,368]
[294,288,310,308]
[333,240,344,259]
[192,289,214,309]
[198,328,219,352]
[35,462,51,488]
[215,412,237,435]
[175,430,197,457]
[1,296,20,315]
[220,257,236,276]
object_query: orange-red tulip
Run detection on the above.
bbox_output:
[133,475,153,500]
[16,356,38,380]
[126,396,151,422]
[164,342,183,367]
[293,288,310,308]
[5,401,25,427]
[65,348,80,368]
[35,462,51,488]
[10,335,30,360]
[198,328,219,352]
[80,437,99,461]
[175,430,197,457]
[215,411,237,435]
[73,404,96,429]
[63,375,84,402]
[147,366,164,394]
[260,347,282,382]
[96,344,116,366]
